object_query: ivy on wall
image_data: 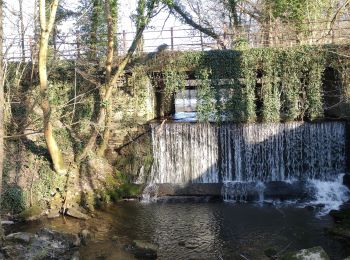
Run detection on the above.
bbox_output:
[139,45,338,122]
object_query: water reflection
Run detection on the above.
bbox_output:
[11,202,350,259]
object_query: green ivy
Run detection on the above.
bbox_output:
[142,45,333,122]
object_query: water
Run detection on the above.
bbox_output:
[150,122,346,183]
[306,175,350,216]
[145,121,349,214]
[11,202,350,259]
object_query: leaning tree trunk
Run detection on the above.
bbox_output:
[39,0,66,174]
[78,0,157,161]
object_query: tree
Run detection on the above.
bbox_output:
[78,0,159,160]
[0,0,4,238]
[97,0,118,156]
[38,0,66,174]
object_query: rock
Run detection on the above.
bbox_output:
[343,174,350,189]
[66,208,90,220]
[1,229,81,260]
[79,229,92,245]
[1,220,14,225]
[125,240,158,259]
[283,246,330,260]
[5,232,33,244]
[47,209,61,219]
[2,244,27,258]
[133,240,159,251]
[71,251,80,260]
[17,206,43,221]
[37,228,81,248]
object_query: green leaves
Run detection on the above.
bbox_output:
[138,45,332,123]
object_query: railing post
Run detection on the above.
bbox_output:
[171,27,174,51]
[123,30,126,54]
[200,31,204,51]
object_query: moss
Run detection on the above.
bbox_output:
[17,206,43,221]
[1,186,26,214]
[117,183,142,198]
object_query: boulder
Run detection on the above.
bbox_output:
[283,246,330,260]
[66,208,90,220]
[5,232,33,244]
[47,209,61,219]
[1,229,81,260]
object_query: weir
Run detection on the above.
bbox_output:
[149,122,346,183]
[142,121,350,212]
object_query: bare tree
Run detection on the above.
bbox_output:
[0,0,4,238]
[38,0,66,174]
[78,0,159,161]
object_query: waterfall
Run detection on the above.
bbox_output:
[149,122,346,183]
[143,121,349,213]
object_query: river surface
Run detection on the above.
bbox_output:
[10,201,350,260]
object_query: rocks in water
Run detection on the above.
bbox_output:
[37,228,81,247]
[283,246,330,260]
[79,229,93,245]
[5,232,33,244]
[133,240,159,251]
[66,207,90,220]
[125,240,158,259]
[2,229,81,259]
[1,244,27,259]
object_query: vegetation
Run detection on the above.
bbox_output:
[0,0,349,216]
[139,46,344,122]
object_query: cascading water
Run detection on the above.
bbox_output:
[143,121,349,214]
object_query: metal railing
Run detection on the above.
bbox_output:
[4,19,350,61]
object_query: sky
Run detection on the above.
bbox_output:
[3,0,208,59]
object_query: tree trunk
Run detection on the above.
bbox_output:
[0,0,4,239]
[19,0,26,62]
[90,0,100,61]
[39,0,66,174]
[78,0,157,161]
[97,0,116,156]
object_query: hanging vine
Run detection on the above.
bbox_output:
[135,45,347,123]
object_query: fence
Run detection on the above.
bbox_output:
[4,19,350,61]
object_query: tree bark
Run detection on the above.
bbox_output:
[90,0,100,61]
[39,0,66,174]
[97,0,116,156]
[0,0,4,239]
